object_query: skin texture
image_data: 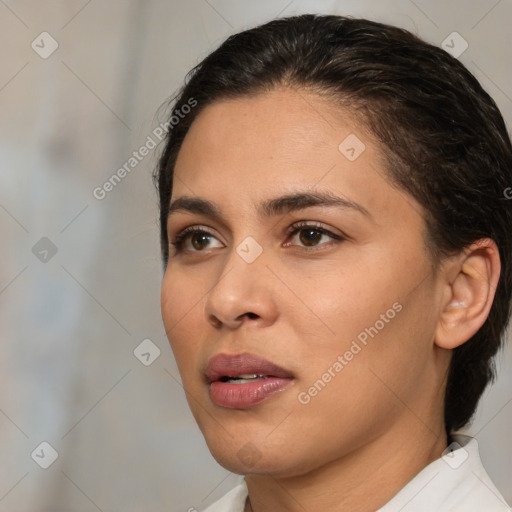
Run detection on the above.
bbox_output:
[160,88,500,512]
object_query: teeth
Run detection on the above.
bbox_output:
[224,374,266,384]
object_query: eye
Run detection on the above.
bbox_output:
[285,221,345,250]
[170,226,223,254]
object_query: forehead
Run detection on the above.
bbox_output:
[171,88,423,226]
[179,88,349,166]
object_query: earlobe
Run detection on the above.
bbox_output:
[434,238,501,350]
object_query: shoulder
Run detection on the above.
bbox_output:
[202,478,248,512]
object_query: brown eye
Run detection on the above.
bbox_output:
[190,232,211,250]
[286,222,345,250]
[170,227,223,254]
[299,228,324,246]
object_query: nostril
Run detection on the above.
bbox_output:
[235,312,259,321]
[209,315,222,328]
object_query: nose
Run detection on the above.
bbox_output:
[204,246,279,330]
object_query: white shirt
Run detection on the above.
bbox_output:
[203,435,511,511]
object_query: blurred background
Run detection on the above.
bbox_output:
[0,0,511,510]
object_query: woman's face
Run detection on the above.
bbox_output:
[161,88,449,477]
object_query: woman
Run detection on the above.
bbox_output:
[154,14,512,512]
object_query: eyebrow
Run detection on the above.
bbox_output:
[167,190,371,222]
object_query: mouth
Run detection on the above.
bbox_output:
[205,352,294,409]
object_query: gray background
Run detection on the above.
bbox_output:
[0,0,511,510]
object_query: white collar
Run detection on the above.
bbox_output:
[378,434,510,511]
[204,435,510,512]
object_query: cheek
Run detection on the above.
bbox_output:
[161,263,209,324]
[290,302,427,446]
[285,254,401,348]
[314,277,437,417]
[160,267,206,369]
[287,246,433,385]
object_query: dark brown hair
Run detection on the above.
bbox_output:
[154,14,512,435]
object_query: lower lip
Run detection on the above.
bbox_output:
[209,377,293,408]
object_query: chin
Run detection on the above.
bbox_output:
[202,432,309,478]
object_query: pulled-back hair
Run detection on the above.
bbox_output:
[154,14,512,435]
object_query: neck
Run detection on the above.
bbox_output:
[244,424,447,512]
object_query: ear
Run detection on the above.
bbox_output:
[435,238,501,350]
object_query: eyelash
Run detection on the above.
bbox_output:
[169,221,345,255]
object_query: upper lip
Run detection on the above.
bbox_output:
[205,352,294,383]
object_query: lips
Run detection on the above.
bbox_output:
[205,352,293,382]
[205,352,294,408]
